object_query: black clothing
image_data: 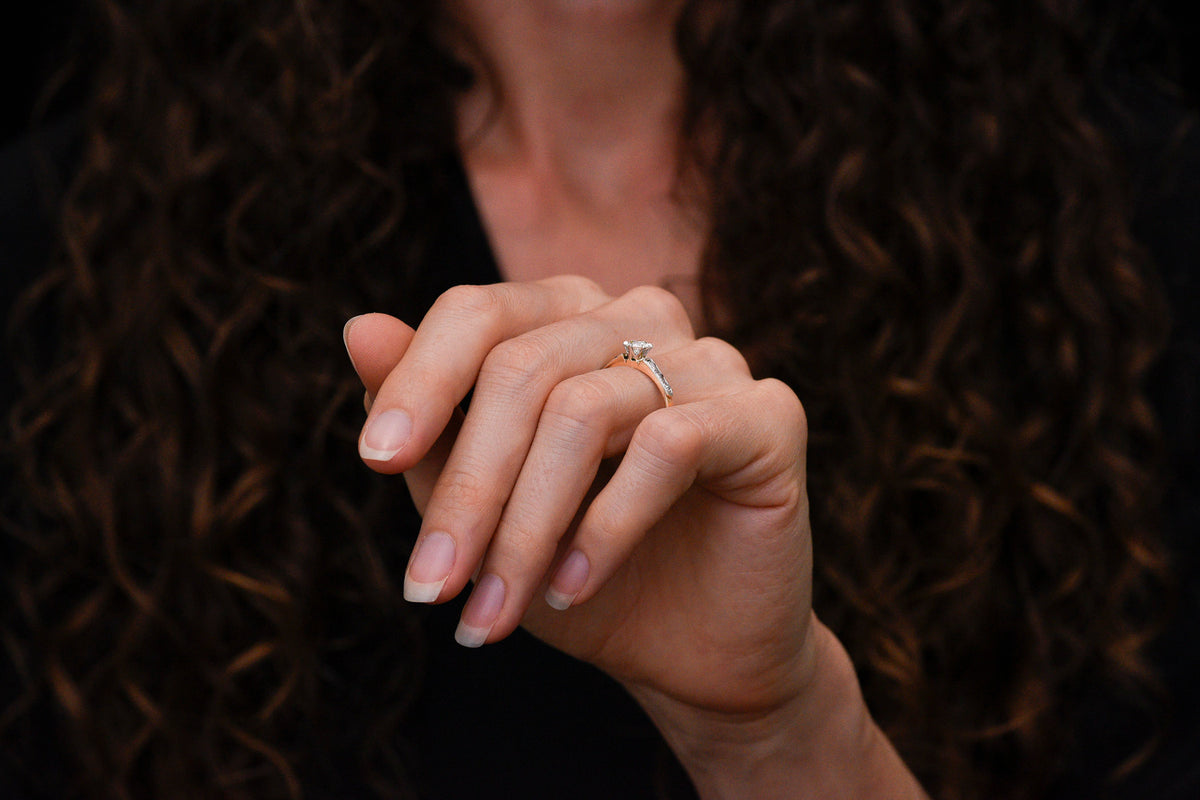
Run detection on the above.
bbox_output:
[3,101,1199,800]
[0,119,689,800]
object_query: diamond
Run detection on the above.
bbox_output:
[624,340,653,360]
[645,359,673,398]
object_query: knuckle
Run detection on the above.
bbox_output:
[757,378,808,444]
[576,504,624,554]
[433,284,502,321]
[635,409,704,469]
[623,285,691,332]
[542,376,612,439]
[433,466,498,517]
[545,274,606,304]
[479,335,553,392]
[490,517,542,562]
[694,337,751,378]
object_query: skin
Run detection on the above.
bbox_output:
[344,2,930,797]
[451,0,705,300]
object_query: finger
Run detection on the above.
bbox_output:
[343,313,416,403]
[543,378,808,611]
[454,338,753,646]
[343,312,461,525]
[404,287,695,611]
[357,276,609,473]
[402,410,462,516]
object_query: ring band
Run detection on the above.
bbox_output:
[604,340,673,407]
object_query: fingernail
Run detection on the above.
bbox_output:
[455,574,505,648]
[359,408,412,461]
[343,315,365,376]
[545,550,589,611]
[404,531,456,603]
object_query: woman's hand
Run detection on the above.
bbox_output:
[343,277,926,799]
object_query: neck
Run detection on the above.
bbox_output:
[449,0,686,203]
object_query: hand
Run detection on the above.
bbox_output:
[344,277,925,798]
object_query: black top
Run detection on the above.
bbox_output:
[2,97,1199,799]
[0,117,691,800]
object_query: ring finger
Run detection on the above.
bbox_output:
[402,290,692,606]
[454,337,755,647]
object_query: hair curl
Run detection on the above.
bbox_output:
[2,1,1174,798]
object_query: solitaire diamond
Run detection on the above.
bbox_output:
[624,340,653,360]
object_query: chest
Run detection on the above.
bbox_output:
[461,155,707,321]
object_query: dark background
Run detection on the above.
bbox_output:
[2,1,1198,146]
[3,0,81,141]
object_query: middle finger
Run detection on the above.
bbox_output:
[402,286,694,607]
[453,337,754,647]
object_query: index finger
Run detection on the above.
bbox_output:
[343,312,416,403]
[357,275,608,472]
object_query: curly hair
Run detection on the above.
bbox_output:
[681,0,1173,795]
[1,0,1174,798]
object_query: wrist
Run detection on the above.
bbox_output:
[627,614,927,800]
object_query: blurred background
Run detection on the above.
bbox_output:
[2,1,1198,156]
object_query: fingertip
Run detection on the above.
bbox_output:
[358,408,413,464]
[453,620,491,648]
[545,549,589,610]
[404,574,449,604]
[344,312,418,396]
[544,587,577,611]
[404,531,456,603]
[455,573,506,648]
[343,314,366,377]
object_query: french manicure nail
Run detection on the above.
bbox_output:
[359,408,412,461]
[455,574,506,648]
[404,531,456,603]
[545,550,589,611]
[343,315,365,376]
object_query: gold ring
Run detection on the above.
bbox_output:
[604,340,673,408]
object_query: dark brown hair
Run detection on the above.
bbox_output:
[2,1,1173,798]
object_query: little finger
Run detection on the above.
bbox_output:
[404,289,696,607]
[456,339,755,644]
[545,378,809,610]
